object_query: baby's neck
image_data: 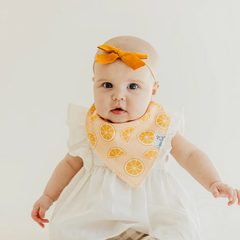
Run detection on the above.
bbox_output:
[100,116,136,124]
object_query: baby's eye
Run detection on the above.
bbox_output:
[102,82,139,89]
[102,82,113,88]
[128,83,139,90]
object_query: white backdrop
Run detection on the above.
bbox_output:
[0,0,240,239]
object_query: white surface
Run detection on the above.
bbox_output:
[0,0,240,239]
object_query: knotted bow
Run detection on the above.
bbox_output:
[96,44,148,70]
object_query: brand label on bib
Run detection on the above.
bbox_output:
[152,133,166,149]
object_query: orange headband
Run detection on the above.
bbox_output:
[92,44,156,82]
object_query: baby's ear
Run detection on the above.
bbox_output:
[155,81,160,90]
[92,77,94,82]
[152,81,160,96]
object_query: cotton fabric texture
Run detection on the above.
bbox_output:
[85,101,171,190]
[49,103,202,240]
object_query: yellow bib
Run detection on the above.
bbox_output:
[85,100,171,190]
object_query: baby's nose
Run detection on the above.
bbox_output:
[112,96,125,101]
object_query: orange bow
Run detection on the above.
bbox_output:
[96,44,148,70]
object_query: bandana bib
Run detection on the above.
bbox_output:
[85,100,171,190]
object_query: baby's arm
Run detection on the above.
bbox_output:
[170,131,240,206]
[32,153,84,228]
[43,153,83,202]
[170,130,222,192]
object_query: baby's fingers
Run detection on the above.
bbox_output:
[31,206,49,226]
[31,206,40,222]
[38,222,44,228]
[37,219,49,228]
[227,186,234,202]
[39,206,47,219]
[36,217,49,228]
[228,188,237,206]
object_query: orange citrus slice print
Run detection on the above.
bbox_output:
[89,104,96,116]
[124,159,144,176]
[120,127,136,142]
[90,113,98,123]
[107,147,127,158]
[137,130,155,145]
[156,113,170,129]
[142,149,159,160]
[100,123,116,141]
[86,131,97,148]
[140,109,152,123]
[150,101,163,109]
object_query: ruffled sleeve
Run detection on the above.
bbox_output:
[65,103,94,173]
[157,107,185,162]
[167,107,185,137]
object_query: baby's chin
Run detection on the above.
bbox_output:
[107,119,134,124]
[102,117,131,124]
[100,114,139,124]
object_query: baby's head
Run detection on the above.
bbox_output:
[92,35,160,124]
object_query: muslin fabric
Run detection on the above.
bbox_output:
[49,103,202,240]
[85,101,171,190]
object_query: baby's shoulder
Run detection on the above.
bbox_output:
[170,130,198,168]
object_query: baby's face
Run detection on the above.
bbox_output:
[92,59,159,123]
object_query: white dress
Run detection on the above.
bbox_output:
[49,103,202,240]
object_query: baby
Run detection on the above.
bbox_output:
[31,35,240,240]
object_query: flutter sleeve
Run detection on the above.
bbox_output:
[158,107,185,161]
[65,103,94,173]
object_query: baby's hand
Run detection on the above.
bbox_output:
[31,194,53,228]
[209,181,240,206]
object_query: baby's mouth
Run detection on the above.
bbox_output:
[111,108,126,115]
